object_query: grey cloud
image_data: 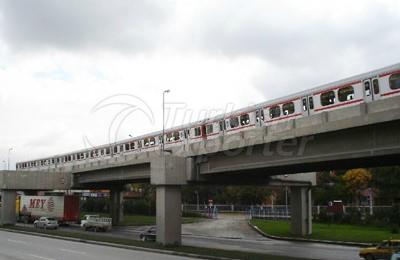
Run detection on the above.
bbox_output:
[0,0,172,52]
[183,2,400,97]
[193,5,400,67]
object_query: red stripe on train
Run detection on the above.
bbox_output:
[264,113,302,123]
[314,98,363,112]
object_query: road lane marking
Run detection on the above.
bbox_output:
[60,248,86,255]
[7,239,29,245]
[26,254,56,260]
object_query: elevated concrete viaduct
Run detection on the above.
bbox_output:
[0,171,72,226]
[1,96,400,244]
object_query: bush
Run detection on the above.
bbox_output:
[182,211,203,218]
[123,199,155,215]
[391,224,400,234]
[81,198,109,213]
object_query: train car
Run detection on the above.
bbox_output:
[16,63,400,171]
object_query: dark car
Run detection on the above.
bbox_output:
[139,227,156,241]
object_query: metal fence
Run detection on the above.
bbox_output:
[182,204,395,219]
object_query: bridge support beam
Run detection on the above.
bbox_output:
[151,155,187,246]
[156,185,182,245]
[290,186,312,236]
[110,188,124,225]
[0,190,17,226]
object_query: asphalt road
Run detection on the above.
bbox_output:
[0,230,195,260]
[181,214,361,260]
[14,214,363,260]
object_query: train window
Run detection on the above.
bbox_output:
[230,117,239,128]
[320,91,336,106]
[106,148,110,155]
[119,145,124,153]
[302,98,307,111]
[173,131,180,141]
[219,121,225,131]
[309,97,314,109]
[113,146,118,154]
[282,102,295,115]
[240,114,250,125]
[144,138,150,146]
[51,158,55,164]
[389,73,400,89]
[166,133,173,142]
[364,81,371,96]
[373,79,380,94]
[194,127,201,136]
[125,143,130,150]
[150,137,156,145]
[206,124,213,134]
[130,142,135,150]
[338,86,354,102]
[269,106,281,119]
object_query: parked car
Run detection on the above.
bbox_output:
[33,217,59,230]
[139,227,156,241]
[359,240,400,260]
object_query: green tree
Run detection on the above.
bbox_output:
[371,166,400,204]
[313,171,349,205]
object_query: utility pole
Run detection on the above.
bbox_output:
[8,147,13,170]
[162,89,170,153]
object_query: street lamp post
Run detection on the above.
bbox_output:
[162,89,170,153]
[285,186,288,217]
[2,160,6,170]
[195,190,199,211]
[8,147,13,170]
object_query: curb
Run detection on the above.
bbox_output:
[0,228,238,260]
[247,221,372,247]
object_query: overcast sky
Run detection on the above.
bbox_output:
[1,0,400,169]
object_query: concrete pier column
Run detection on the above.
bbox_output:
[290,186,312,236]
[151,155,187,246]
[0,190,17,226]
[156,185,182,245]
[110,189,124,225]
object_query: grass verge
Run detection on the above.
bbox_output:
[251,219,400,243]
[1,225,307,260]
